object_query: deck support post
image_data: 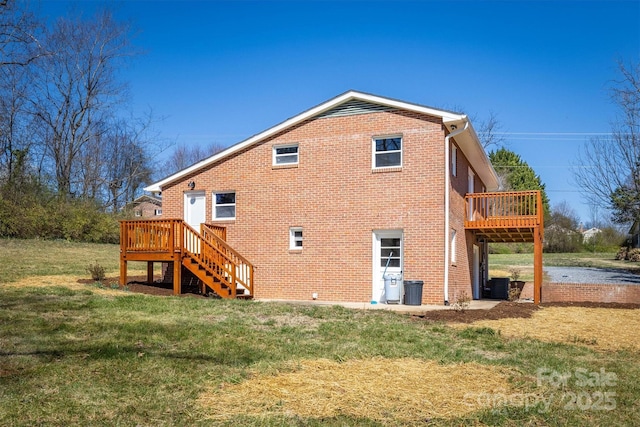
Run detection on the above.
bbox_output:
[120,221,127,287]
[147,262,154,284]
[173,258,181,295]
[533,226,542,304]
[120,258,127,287]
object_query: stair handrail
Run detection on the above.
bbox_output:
[201,223,254,296]
[182,223,253,297]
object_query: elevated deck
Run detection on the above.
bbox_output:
[119,219,254,298]
[465,191,544,303]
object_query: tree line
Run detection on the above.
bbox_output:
[0,2,157,241]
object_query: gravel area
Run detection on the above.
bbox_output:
[545,266,640,285]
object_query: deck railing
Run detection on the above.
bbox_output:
[198,224,254,296]
[203,223,227,241]
[120,219,253,297]
[120,219,182,253]
[464,190,543,229]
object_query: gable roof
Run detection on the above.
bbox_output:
[145,90,499,192]
[127,194,162,207]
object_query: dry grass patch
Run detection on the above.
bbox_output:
[199,358,528,423]
[454,307,640,352]
[1,275,123,296]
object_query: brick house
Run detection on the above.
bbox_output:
[124,194,162,218]
[126,91,544,305]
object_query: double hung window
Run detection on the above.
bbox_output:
[373,136,402,168]
[214,192,236,219]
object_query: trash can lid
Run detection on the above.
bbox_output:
[403,280,423,285]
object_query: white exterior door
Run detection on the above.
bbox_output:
[184,191,206,230]
[372,230,403,304]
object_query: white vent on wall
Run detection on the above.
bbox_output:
[317,100,395,118]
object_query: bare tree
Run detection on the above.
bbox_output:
[0,1,43,181]
[30,9,136,197]
[0,0,45,67]
[476,111,506,150]
[160,142,226,177]
[573,60,640,224]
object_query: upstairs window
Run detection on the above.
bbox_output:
[373,136,402,168]
[273,144,299,166]
[214,192,236,220]
[290,227,303,250]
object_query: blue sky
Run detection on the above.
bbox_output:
[37,0,640,223]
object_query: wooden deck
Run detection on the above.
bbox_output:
[119,219,254,298]
[465,190,544,304]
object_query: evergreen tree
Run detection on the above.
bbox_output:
[489,147,550,218]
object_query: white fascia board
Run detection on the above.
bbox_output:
[145,90,470,192]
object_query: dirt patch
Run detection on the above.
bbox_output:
[77,276,206,297]
[413,301,640,324]
[198,358,526,424]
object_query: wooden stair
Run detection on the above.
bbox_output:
[119,219,254,299]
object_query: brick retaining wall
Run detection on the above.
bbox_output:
[520,282,640,304]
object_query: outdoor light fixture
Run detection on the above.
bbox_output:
[187,180,195,190]
[450,124,457,130]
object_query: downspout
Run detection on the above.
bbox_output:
[443,120,470,305]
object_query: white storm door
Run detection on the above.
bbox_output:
[184,191,206,230]
[372,230,403,304]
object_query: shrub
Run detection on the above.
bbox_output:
[87,261,106,281]
[451,290,471,312]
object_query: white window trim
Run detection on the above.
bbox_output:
[372,136,403,169]
[451,144,457,177]
[213,191,236,220]
[289,227,303,250]
[273,143,299,166]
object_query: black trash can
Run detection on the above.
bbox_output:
[404,280,423,306]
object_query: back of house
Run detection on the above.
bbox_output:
[145,91,499,305]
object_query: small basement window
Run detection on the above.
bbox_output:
[214,192,236,219]
[273,144,299,165]
[373,136,402,168]
[290,227,303,250]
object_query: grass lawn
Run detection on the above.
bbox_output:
[1,239,639,426]
[0,239,157,283]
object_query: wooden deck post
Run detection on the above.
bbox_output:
[173,260,181,295]
[147,261,154,284]
[534,226,542,304]
[120,221,127,286]
[172,220,181,295]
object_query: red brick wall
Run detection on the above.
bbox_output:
[541,283,640,304]
[161,109,483,304]
[520,282,639,303]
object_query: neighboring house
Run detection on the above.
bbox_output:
[125,91,544,305]
[582,227,601,243]
[124,194,162,218]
